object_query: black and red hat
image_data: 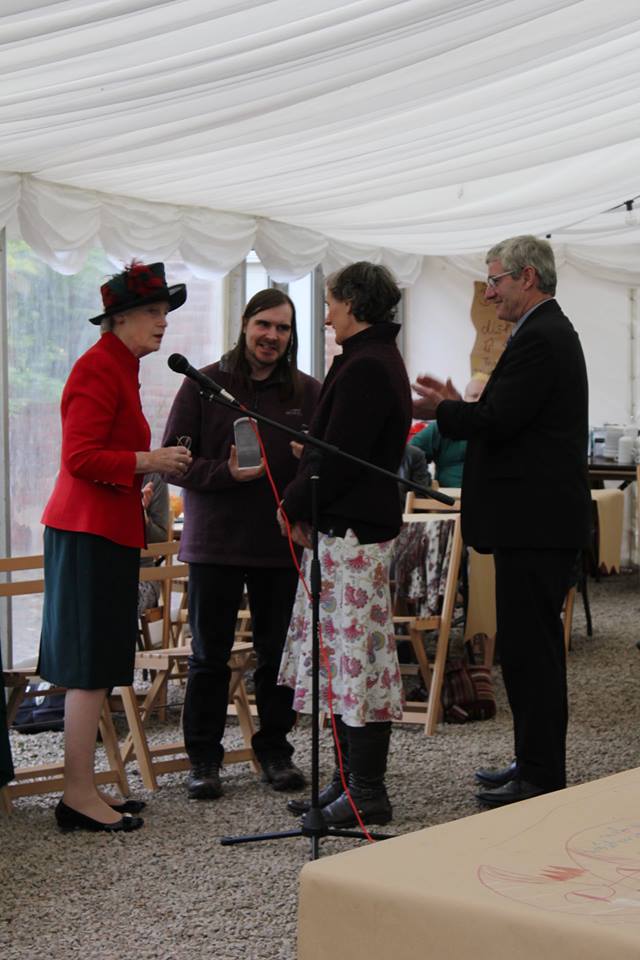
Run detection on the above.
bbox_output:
[88,261,187,325]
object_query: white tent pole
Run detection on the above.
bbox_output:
[310,266,325,382]
[0,228,12,667]
[225,261,246,353]
[630,287,638,423]
[629,285,639,566]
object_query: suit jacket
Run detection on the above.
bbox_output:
[41,332,149,549]
[437,299,591,550]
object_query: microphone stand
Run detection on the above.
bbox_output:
[182,384,454,860]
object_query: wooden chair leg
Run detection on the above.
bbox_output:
[482,634,496,668]
[0,785,12,815]
[563,586,576,655]
[6,684,28,727]
[408,624,432,694]
[579,552,594,637]
[232,677,259,774]
[119,686,159,791]
[425,521,463,736]
[98,698,130,798]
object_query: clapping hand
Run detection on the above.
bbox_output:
[411,375,461,419]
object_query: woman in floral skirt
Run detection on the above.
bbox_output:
[278,261,411,826]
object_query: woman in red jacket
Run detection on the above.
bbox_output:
[38,261,192,834]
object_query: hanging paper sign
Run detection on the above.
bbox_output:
[469,282,511,375]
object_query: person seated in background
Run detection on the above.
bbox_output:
[397,442,430,504]
[138,472,170,616]
[409,373,488,487]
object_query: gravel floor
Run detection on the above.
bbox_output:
[2,572,639,960]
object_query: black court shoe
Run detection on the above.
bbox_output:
[55,800,144,834]
[109,798,147,814]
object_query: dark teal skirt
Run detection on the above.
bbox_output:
[38,528,140,689]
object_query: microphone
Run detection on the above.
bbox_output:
[168,354,238,403]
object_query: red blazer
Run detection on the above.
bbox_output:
[41,332,150,549]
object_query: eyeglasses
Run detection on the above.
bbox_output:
[176,435,192,450]
[485,271,514,288]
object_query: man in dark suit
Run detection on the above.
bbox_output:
[412,235,591,805]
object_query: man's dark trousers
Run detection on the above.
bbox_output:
[493,546,577,791]
[184,563,299,766]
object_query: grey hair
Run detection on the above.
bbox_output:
[486,235,557,295]
[100,315,117,333]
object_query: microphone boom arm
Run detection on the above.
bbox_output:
[167,358,454,506]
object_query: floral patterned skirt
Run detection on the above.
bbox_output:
[278,529,403,727]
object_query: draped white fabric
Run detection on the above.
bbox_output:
[1,0,640,281]
[448,237,640,288]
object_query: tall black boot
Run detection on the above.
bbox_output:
[287,716,349,815]
[322,722,392,827]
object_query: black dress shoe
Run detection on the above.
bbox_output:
[259,755,306,792]
[110,799,146,814]
[476,778,549,807]
[475,760,519,787]
[55,800,144,833]
[187,762,223,800]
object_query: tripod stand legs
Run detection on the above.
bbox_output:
[220,814,393,858]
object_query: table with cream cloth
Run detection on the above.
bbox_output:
[590,488,624,574]
[298,767,640,960]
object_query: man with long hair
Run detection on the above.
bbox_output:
[163,289,321,799]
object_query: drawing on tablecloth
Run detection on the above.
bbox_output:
[479,816,640,924]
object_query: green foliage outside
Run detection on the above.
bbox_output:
[7,241,113,411]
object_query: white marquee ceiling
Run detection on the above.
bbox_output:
[1,0,640,280]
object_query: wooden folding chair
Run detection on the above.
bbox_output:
[393,493,464,735]
[404,488,461,514]
[138,540,189,651]
[118,615,260,789]
[1,553,129,811]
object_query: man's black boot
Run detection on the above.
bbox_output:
[259,754,306,791]
[186,760,223,800]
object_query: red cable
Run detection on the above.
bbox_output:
[242,414,376,843]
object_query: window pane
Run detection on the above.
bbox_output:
[139,263,222,448]
[245,252,268,304]
[325,323,341,374]
[288,273,313,375]
[7,242,113,663]
[8,242,113,558]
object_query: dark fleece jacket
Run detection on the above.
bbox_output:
[283,323,412,544]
